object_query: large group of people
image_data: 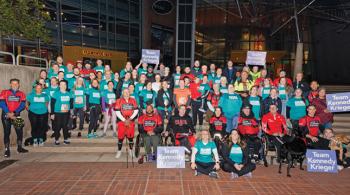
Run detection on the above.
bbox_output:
[0,56,349,179]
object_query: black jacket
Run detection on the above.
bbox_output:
[156,89,173,108]
[223,66,237,84]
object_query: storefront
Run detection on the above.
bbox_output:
[63,46,127,71]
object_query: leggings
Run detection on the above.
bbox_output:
[221,162,256,176]
[117,137,134,151]
[195,161,216,175]
[53,113,70,141]
[88,104,101,134]
[28,111,48,140]
[103,108,117,133]
[192,100,204,126]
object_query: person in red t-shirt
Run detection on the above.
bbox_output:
[114,89,139,159]
[299,105,324,149]
[262,104,288,162]
[138,104,163,157]
[0,79,28,157]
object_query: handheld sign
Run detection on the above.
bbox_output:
[326,92,350,112]
[306,149,338,173]
[246,51,267,66]
[157,146,185,168]
[142,49,160,65]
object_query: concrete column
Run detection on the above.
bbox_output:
[293,42,303,78]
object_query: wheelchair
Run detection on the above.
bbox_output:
[134,132,175,158]
[261,133,278,166]
[242,134,266,165]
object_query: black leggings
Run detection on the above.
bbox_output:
[53,113,70,141]
[221,162,256,176]
[1,112,23,146]
[28,111,48,140]
[88,104,101,134]
[192,100,204,126]
[118,138,134,151]
[195,161,216,175]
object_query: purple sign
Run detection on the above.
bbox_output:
[326,92,350,112]
[306,149,338,173]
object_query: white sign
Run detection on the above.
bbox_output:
[142,49,160,64]
[246,51,267,66]
[157,146,185,168]
[326,92,350,112]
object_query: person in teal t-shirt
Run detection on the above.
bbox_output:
[71,77,86,136]
[139,81,156,110]
[249,86,262,121]
[27,84,50,146]
[219,84,243,133]
[259,78,271,100]
[191,129,220,178]
[85,79,102,138]
[50,80,74,145]
[94,59,105,75]
[286,88,309,129]
[221,129,256,179]
[101,81,117,137]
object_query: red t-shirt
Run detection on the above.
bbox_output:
[138,114,162,133]
[262,112,287,135]
[114,97,138,119]
[189,82,201,100]
[237,117,259,135]
[299,115,321,137]
[209,116,227,131]
[0,89,26,113]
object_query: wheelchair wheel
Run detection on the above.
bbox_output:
[135,134,141,158]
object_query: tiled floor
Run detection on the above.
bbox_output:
[0,162,349,195]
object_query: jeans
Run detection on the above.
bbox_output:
[28,111,48,140]
[143,134,160,155]
[226,114,239,133]
[192,100,204,126]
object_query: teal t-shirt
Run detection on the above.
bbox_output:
[65,71,74,79]
[101,89,116,105]
[261,86,271,100]
[194,140,217,163]
[67,77,77,90]
[229,144,243,164]
[113,79,119,90]
[86,88,101,104]
[140,89,156,108]
[199,83,210,95]
[72,87,86,108]
[94,66,105,74]
[135,83,145,95]
[219,86,228,94]
[278,85,287,100]
[173,73,181,88]
[249,96,261,120]
[48,72,58,79]
[43,86,59,98]
[137,68,147,76]
[286,97,309,120]
[52,91,73,113]
[121,80,131,90]
[27,92,50,114]
[100,79,112,91]
[213,76,221,85]
[219,93,242,118]
[58,65,67,73]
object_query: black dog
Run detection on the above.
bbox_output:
[278,133,307,177]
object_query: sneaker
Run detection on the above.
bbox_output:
[338,165,344,171]
[17,147,29,153]
[230,172,239,179]
[39,141,44,147]
[243,172,252,178]
[4,148,10,158]
[63,140,70,145]
[33,139,38,147]
[208,171,219,179]
[87,133,94,139]
[77,132,82,137]
[194,170,202,176]
[54,140,60,145]
[115,151,122,159]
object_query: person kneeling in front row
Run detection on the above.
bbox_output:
[191,129,220,178]
[221,129,256,179]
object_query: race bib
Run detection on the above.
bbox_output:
[279,90,286,95]
[61,104,69,112]
[220,89,228,93]
[122,83,129,88]
[200,148,211,155]
[93,92,100,98]
[61,96,70,101]
[263,89,270,94]
[146,94,153,99]
[66,74,73,78]
[229,95,238,100]
[250,100,260,106]
[33,97,45,103]
[50,91,55,97]
[230,147,242,154]
[75,90,84,96]
[179,97,186,104]
[199,86,204,91]
[175,80,180,86]
[75,96,83,104]
[295,100,305,106]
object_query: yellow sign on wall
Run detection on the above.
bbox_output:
[63,46,127,71]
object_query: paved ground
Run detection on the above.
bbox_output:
[0,162,349,195]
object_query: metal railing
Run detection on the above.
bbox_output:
[0,51,16,66]
[16,54,49,69]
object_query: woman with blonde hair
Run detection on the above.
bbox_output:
[191,129,220,178]
[221,129,256,179]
